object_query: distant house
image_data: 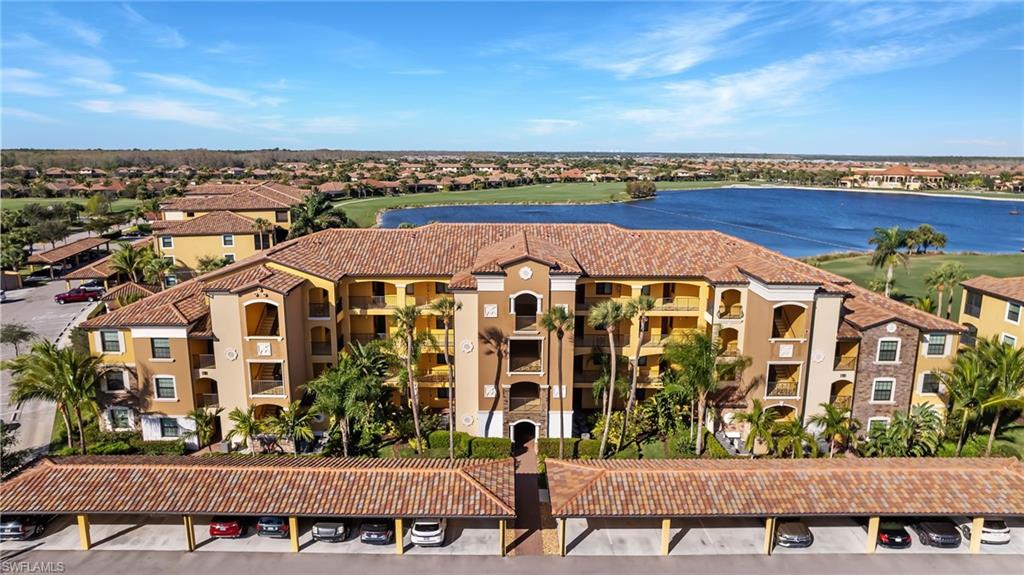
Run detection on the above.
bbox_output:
[845,165,945,190]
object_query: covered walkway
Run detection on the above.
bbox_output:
[26,237,110,278]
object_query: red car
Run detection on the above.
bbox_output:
[53,288,102,304]
[209,517,247,538]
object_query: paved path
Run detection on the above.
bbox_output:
[509,440,544,556]
[2,550,1021,575]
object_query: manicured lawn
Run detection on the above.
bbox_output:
[816,253,1024,321]
[334,180,729,227]
[1,196,140,213]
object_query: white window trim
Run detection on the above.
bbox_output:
[223,253,236,263]
[867,416,891,432]
[506,336,545,376]
[222,234,235,247]
[763,360,803,400]
[1006,301,1022,325]
[160,236,173,249]
[508,290,544,314]
[159,416,183,439]
[875,337,902,364]
[106,407,134,431]
[101,369,129,393]
[1003,333,1018,348]
[96,330,125,355]
[869,377,896,404]
[918,372,942,396]
[153,374,178,401]
[922,333,949,358]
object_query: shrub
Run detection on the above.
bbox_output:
[669,431,696,457]
[427,430,471,457]
[469,437,512,459]
[537,437,577,459]
[610,444,639,459]
[625,180,656,199]
[701,431,731,459]
[135,440,187,455]
[577,439,602,459]
[88,441,134,455]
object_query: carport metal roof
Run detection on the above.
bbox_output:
[546,458,1024,519]
[0,455,516,518]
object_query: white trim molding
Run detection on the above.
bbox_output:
[550,275,580,292]
[1006,301,1021,325]
[869,377,896,404]
[746,276,818,302]
[152,374,178,401]
[475,275,505,292]
[875,337,902,364]
[130,326,189,339]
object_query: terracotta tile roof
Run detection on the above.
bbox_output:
[204,264,307,295]
[26,237,108,265]
[841,283,962,332]
[470,230,582,275]
[0,456,515,518]
[962,275,1024,304]
[100,282,159,303]
[546,458,1024,518]
[184,183,252,196]
[62,239,151,281]
[163,182,311,212]
[153,211,262,237]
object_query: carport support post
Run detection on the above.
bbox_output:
[77,514,91,550]
[395,518,404,555]
[183,515,196,552]
[763,517,776,555]
[865,516,880,554]
[969,517,984,554]
[558,518,566,557]
[289,516,299,553]
[499,519,506,556]
[660,518,671,555]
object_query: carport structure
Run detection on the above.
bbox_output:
[0,455,515,556]
[26,237,110,279]
[546,458,1024,557]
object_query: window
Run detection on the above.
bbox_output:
[103,370,126,392]
[160,236,173,249]
[275,210,288,222]
[867,418,890,434]
[964,291,982,317]
[436,387,449,400]
[637,356,648,367]
[925,334,946,356]
[595,282,612,295]
[223,254,235,263]
[155,376,176,400]
[100,330,121,353]
[435,282,448,294]
[151,338,171,359]
[434,316,445,330]
[164,275,178,287]
[871,378,895,402]
[109,408,131,431]
[186,211,195,218]
[435,353,448,365]
[159,417,180,438]
[876,339,900,363]
[222,234,234,247]
[1004,334,1018,347]
[1007,302,1021,324]
[921,373,941,394]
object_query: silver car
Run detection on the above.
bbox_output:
[410,519,446,547]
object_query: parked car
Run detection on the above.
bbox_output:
[0,290,7,303]
[912,519,963,548]
[256,516,289,538]
[775,519,813,548]
[410,519,447,547]
[955,517,1012,545]
[359,519,394,545]
[80,281,106,293]
[54,288,102,304]
[877,521,913,549]
[311,519,350,542]
[0,515,54,541]
[209,517,247,538]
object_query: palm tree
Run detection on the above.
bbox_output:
[663,332,750,455]
[620,294,655,453]
[196,255,231,273]
[924,267,948,317]
[772,419,819,459]
[270,400,316,455]
[938,352,993,456]
[588,299,625,457]
[429,296,461,460]
[936,262,968,319]
[541,305,575,458]
[732,399,778,455]
[109,242,154,283]
[252,217,273,249]
[393,304,425,452]
[911,224,947,254]
[913,295,936,314]
[287,192,356,239]
[974,337,1024,455]
[863,404,942,457]
[807,403,859,458]
[868,226,910,297]
[184,407,223,453]
[226,406,264,456]
[143,256,176,289]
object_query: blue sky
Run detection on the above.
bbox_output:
[2,2,1022,155]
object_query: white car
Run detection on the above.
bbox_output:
[410,518,446,547]
[955,517,1012,545]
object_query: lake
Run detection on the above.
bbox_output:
[378,187,1024,257]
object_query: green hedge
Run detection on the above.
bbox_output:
[701,431,731,459]
[537,437,578,459]
[427,430,471,457]
[577,439,602,459]
[469,437,512,459]
[137,440,187,455]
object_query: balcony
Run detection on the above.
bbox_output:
[655,296,699,312]
[509,396,542,414]
[834,356,857,371]
[251,379,285,396]
[349,295,400,310]
[309,302,330,318]
[195,393,220,408]
[766,380,799,398]
[575,296,630,311]
[351,332,389,344]
[515,315,538,332]
[510,358,542,374]
[718,307,744,320]
[573,371,601,384]
[574,334,628,349]
[829,395,853,411]
[311,341,332,356]
[192,354,215,369]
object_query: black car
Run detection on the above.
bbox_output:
[312,519,350,542]
[0,515,54,541]
[775,519,814,548]
[256,516,289,538]
[877,521,913,549]
[912,520,962,548]
[359,519,394,545]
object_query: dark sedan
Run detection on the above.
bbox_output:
[913,519,963,548]
[0,515,54,541]
[359,519,394,545]
[256,516,289,538]
[775,519,814,548]
[54,288,102,304]
[877,521,913,549]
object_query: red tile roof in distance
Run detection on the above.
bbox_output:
[962,275,1024,304]
[26,237,108,264]
[546,458,1024,518]
[1,456,515,518]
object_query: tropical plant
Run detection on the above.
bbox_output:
[270,400,316,455]
[541,305,575,458]
[620,294,655,453]
[862,404,942,457]
[913,295,936,314]
[184,407,223,453]
[252,217,273,249]
[197,254,232,273]
[109,242,154,283]
[287,192,356,239]
[974,337,1024,455]
[868,226,910,297]
[392,304,425,452]
[936,262,968,319]
[588,299,625,457]
[0,422,28,477]
[772,419,819,459]
[429,295,461,459]
[0,322,37,355]
[662,331,751,455]
[731,399,778,455]
[143,256,176,288]
[938,352,992,456]
[924,267,949,317]
[910,224,947,254]
[225,406,264,456]
[807,403,859,458]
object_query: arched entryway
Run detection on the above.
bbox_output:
[511,420,538,448]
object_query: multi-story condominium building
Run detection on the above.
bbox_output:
[79,224,961,447]
[959,275,1023,349]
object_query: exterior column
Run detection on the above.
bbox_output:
[865,516,879,554]
[289,516,299,553]
[394,518,404,554]
[558,518,566,557]
[183,515,196,552]
[660,518,672,556]
[498,519,506,557]
[77,514,91,550]
[969,517,984,554]
[763,517,776,555]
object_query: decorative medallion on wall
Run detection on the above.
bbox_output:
[461,339,474,353]
[484,303,498,318]
[256,342,272,356]
[224,348,239,361]
[812,351,824,363]
[483,385,497,398]
[519,266,533,280]
[886,322,898,333]
[778,344,794,358]
[461,414,475,426]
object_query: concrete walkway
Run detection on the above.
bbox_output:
[509,440,544,556]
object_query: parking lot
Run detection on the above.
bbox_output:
[0,515,500,556]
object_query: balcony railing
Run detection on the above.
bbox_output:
[718,307,744,319]
[509,396,542,413]
[349,295,399,309]
[766,380,799,398]
[510,358,543,374]
[251,379,285,396]
[574,334,628,349]
[656,296,699,311]
[834,356,857,371]
[419,372,451,384]
[192,354,215,369]
[195,393,219,408]
[311,341,332,356]
[573,371,602,383]
[309,302,330,318]
[351,332,389,343]
[829,395,853,411]
[515,315,538,332]
[575,296,630,311]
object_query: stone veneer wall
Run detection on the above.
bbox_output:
[851,321,919,435]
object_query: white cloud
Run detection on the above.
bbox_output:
[1,68,58,97]
[526,119,581,135]
[1,107,58,123]
[43,11,104,46]
[45,54,115,80]
[138,73,284,107]
[1,33,45,51]
[66,77,125,95]
[122,4,186,48]
[830,2,995,35]
[79,97,231,129]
